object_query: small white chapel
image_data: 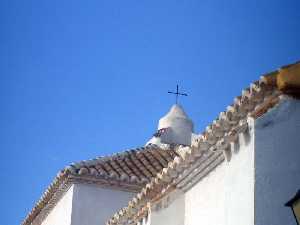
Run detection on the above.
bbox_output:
[23,61,300,225]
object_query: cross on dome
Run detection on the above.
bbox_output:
[168,84,188,104]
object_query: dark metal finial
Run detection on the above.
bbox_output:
[168,85,188,104]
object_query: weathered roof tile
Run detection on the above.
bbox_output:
[22,145,178,225]
[107,60,300,225]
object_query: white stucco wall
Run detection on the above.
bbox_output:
[185,119,255,225]
[42,185,74,225]
[71,184,135,225]
[150,194,185,225]
[255,98,300,225]
[184,161,226,225]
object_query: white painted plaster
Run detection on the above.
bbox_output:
[158,104,193,146]
[150,194,185,225]
[185,119,255,225]
[146,136,162,146]
[40,98,300,225]
[255,98,300,225]
[71,184,135,225]
[184,162,226,225]
[146,104,194,146]
[41,185,74,225]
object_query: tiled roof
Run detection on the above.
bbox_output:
[107,61,300,225]
[22,145,179,225]
[67,145,179,185]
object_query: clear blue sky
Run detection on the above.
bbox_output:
[0,0,299,224]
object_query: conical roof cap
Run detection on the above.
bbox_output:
[158,104,194,133]
[164,104,189,119]
[147,104,194,146]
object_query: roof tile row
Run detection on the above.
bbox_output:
[107,61,300,225]
[22,145,179,225]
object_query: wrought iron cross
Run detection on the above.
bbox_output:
[168,85,188,104]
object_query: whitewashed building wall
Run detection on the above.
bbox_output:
[41,185,74,225]
[150,194,185,225]
[185,118,255,225]
[150,98,300,225]
[41,184,135,225]
[41,99,300,225]
[71,184,135,225]
[255,98,300,225]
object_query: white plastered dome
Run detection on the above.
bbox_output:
[155,104,194,146]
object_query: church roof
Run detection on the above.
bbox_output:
[107,60,300,225]
[67,145,179,185]
[22,145,179,225]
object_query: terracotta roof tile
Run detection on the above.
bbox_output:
[24,60,300,225]
[107,60,300,225]
[22,145,178,225]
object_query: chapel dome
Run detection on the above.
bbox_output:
[158,104,192,129]
[147,104,194,146]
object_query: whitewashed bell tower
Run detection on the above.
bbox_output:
[146,85,194,146]
[147,104,194,146]
[159,104,194,146]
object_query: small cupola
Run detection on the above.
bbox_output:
[147,104,194,146]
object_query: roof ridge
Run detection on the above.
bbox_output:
[106,60,300,225]
[64,145,165,172]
